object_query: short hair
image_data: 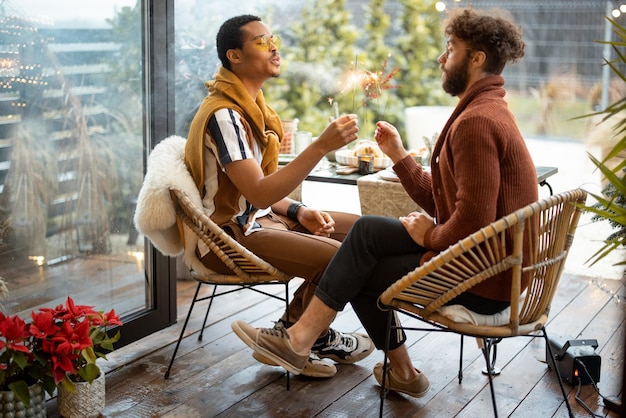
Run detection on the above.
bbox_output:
[216,14,261,70]
[443,7,525,75]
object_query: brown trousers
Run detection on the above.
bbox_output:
[200,210,359,331]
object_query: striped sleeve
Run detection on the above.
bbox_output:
[208,108,255,168]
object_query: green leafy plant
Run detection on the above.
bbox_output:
[266,0,359,133]
[578,17,626,266]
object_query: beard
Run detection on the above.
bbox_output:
[442,55,470,97]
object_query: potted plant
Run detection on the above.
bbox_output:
[49,297,122,418]
[0,289,57,415]
[0,289,122,416]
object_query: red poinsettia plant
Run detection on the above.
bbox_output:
[0,296,122,407]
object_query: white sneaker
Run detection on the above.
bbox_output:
[312,328,374,364]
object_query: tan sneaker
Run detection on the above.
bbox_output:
[253,351,337,378]
[373,361,431,398]
[231,320,308,375]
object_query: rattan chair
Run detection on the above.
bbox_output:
[164,189,294,381]
[378,188,587,418]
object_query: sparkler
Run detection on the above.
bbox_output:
[338,55,400,135]
[327,54,399,138]
[328,97,340,120]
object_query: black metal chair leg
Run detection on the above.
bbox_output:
[164,282,202,379]
[379,309,394,418]
[481,338,499,418]
[458,335,464,383]
[198,284,218,341]
[284,281,290,391]
[543,329,574,418]
[166,279,292,391]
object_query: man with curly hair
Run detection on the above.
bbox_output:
[232,7,537,398]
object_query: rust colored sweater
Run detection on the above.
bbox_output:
[393,75,538,301]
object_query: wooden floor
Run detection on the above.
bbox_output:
[44,270,624,417]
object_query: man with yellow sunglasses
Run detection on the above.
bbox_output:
[184,15,373,378]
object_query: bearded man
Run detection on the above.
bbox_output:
[232,6,536,398]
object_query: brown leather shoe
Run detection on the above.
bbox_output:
[373,361,431,398]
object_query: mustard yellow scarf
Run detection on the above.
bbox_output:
[185,67,282,193]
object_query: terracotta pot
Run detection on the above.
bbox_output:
[57,372,105,418]
[0,383,46,418]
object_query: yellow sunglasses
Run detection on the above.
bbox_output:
[245,34,281,51]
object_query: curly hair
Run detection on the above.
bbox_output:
[443,7,525,75]
[216,14,261,71]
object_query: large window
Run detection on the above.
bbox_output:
[0,0,176,345]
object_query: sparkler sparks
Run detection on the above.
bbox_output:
[329,54,399,136]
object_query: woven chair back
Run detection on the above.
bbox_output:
[170,189,291,285]
[379,188,587,336]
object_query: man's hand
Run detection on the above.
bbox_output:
[298,207,336,237]
[399,212,434,247]
[315,114,360,153]
[374,121,408,163]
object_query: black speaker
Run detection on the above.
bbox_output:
[546,338,601,385]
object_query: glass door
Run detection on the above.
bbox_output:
[0,0,175,345]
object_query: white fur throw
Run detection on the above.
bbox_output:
[133,135,212,276]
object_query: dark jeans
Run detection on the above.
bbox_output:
[315,216,424,350]
[315,215,509,351]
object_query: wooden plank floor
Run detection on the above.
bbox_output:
[44,270,624,417]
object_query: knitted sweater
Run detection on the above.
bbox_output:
[393,75,538,301]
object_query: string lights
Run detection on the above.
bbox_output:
[588,276,626,311]
[610,3,626,18]
[0,15,53,111]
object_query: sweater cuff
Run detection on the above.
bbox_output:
[422,223,436,249]
[392,154,419,180]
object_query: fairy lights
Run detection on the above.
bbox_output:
[0,58,18,69]
[588,277,625,310]
[611,3,626,18]
[28,255,46,266]
[0,17,52,104]
[127,251,144,271]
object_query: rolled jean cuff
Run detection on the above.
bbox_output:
[314,286,347,313]
[382,310,407,351]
